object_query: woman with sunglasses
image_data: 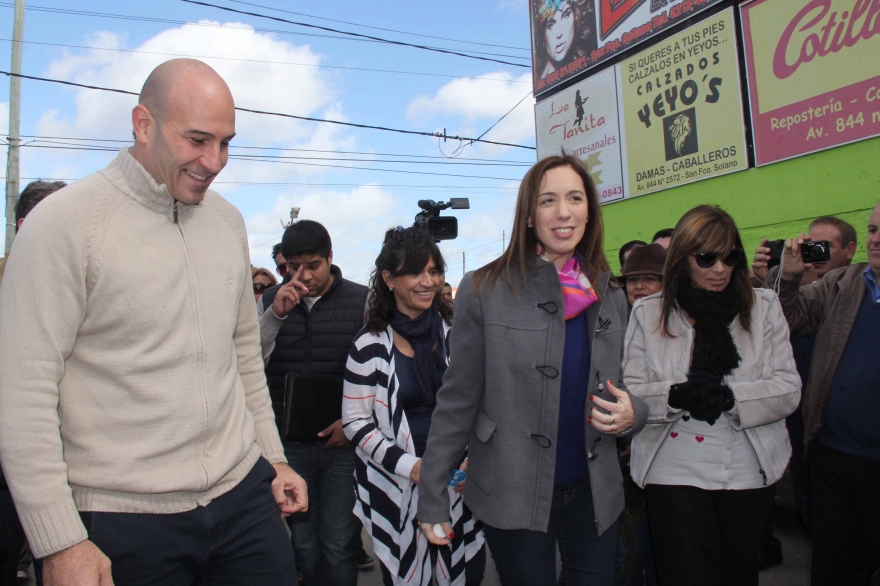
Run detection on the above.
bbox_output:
[623,205,800,586]
[252,267,277,302]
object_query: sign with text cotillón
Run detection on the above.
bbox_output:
[741,0,880,166]
[535,67,625,204]
[617,8,748,198]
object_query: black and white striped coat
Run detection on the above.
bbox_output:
[342,320,483,586]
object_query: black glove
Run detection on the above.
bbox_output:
[668,372,735,425]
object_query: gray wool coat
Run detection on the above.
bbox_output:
[417,259,648,536]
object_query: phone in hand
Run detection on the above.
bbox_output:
[766,239,785,269]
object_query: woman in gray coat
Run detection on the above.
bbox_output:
[416,154,648,586]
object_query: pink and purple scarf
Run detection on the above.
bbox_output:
[557,254,598,320]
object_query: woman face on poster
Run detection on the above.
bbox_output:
[534,0,597,80]
[543,1,576,66]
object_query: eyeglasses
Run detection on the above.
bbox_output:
[689,248,744,269]
[275,262,288,276]
[253,283,270,293]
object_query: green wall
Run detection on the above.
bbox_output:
[603,137,880,273]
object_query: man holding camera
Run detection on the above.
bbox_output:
[775,203,880,586]
[258,220,368,586]
[753,216,858,285]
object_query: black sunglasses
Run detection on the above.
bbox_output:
[689,248,744,269]
[253,283,270,293]
[275,262,288,276]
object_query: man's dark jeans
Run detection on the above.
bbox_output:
[810,443,880,586]
[285,442,358,586]
[483,479,619,586]
[36,458,296,586]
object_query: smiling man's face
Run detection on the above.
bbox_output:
[132,60,236,205]
[147,89,235,205]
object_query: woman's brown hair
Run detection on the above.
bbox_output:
[660,205,755,336]
[473,153,609,293]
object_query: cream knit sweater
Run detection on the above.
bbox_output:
[0,149,286,558]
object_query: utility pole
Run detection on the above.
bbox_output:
[4,0,24,255]
[462,251,466,276]
[502,230,506,252]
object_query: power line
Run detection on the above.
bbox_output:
[0,3,528,60]
[2,38,531,84]
[0,177,519,190]
[225,0,530,51]
[0,71,537,150]
[181,0,531,69]
[16,144,521,180]
[449,90,535,157]
[442,238,504,258]
[446,251,501,268]
[20,138,532,167]
[17,134,535,164]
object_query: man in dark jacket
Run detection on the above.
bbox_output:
[258,220,367,586]
[776,202,880,586]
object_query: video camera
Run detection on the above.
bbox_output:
[413,198,470,241]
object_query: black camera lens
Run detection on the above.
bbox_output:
[800,240,832,263]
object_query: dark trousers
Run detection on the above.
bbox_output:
[810,443,880,586]
[36,458,296,586]
[0,491,25,586]
[645,484,773,586]
[484,479,619,586]
[614,490,657,586]
[285,442,359,586]
[378,545,486,586]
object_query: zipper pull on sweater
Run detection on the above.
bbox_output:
[173,200,179,223]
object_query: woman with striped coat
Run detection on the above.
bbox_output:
[342,227,485,586]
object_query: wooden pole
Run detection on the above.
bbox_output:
[4,0,25,254]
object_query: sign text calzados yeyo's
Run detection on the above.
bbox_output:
[616,8,748,198]
[741,0,880,166]
[535,67,625,204]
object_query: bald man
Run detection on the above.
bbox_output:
[0,59,304,586]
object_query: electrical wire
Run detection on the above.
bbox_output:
[20,138,532,167]
[224,0,530,51]
[181,0,531,68]
[15,134,534,164]
[0,176,519,191]
[0,2,529,60]
[448,90,534,157]
[1,38,531,84]
[0,71,537,151]
[15,143,520,180]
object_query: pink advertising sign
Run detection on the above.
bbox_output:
[741,0,880,166]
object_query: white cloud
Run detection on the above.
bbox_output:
[406,72,535,156]
[35,21,349,186]
[246,184,411,283]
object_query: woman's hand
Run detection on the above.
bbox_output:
[409,459,422,484]
[589,380,635,435]
[418,521,454,546]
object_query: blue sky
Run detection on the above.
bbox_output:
[0,0,539,287]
